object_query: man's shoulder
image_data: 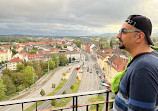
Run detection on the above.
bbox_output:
[132,52,158,68]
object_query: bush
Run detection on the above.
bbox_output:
[40,89,45,96]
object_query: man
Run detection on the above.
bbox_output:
[113,15,158,111]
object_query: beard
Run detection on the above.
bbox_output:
[118,38,125,49]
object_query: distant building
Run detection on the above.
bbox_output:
[0,49,12,63]
[7,57,23,70]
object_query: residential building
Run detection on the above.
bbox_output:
[0,49,12,63]
[7,57,23,70]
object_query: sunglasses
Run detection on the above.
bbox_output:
[119,28,141,36]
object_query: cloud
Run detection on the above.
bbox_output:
[0,0,158,36]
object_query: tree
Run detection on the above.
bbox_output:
[70,85,74,91]
[56,44,62,49]
[52,84,56,89]
[51,99,57,106]
[64,45,67,48]
[110,39,113,49]
[62,90,66,94]
[29,50,37,54]
[59,53,68,66]
[62,72,66,80]
[40,61,47,69]
[11,49,18,55]
[0,77,6,101]
[69,57,71,63]
[73,40,82,48]
[3,68,11,76]
[24,66,37,87]
[72,57,75,62]
[51,53,59,67]
[17,63,25,72]
[40,89,45,96]
[35,65,42,78]
[2,75,16,96]
[48,59,55,70]
[11,72,25,87]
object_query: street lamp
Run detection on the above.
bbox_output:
[48,60,49,73]
[31,62,35,84]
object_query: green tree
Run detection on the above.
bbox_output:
[59,53,68,66]
[40,89,45,96]
[51,53,59,67]
[73,40,83,48]
[11,72,25,87]
[51,99,57,106]
[70,85,74,90]
[48,59,55,70]
[52,84,56,88]
[56,44,62,49]
[64,45,67,48]
[0,77,6,101]
[40,61,47,69]
[62,90,66,94]
[13,45,17,49]
[110,39,113,49]
[3,68,11,76]
[17,63,25,72]
[69,57,71,63]
[35,65,42,78]
[2,75,16,96]
[29,50,37,54]
[11,49,18,55]
[72,57,75,62]
[62,72,66,80]
[24,66,36,87]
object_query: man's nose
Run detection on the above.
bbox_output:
[116,33,121,38]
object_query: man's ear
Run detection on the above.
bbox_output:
[136,32,145,43]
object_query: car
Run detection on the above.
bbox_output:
[76,67,80,70]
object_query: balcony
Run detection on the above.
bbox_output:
[0,90,113,111]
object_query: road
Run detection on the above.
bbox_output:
[36,68,78,110]
[65,51,106,111]
[0,63,80,111]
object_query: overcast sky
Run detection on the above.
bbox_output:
[0,0,158,36]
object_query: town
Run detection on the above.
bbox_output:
[0,36,157,111]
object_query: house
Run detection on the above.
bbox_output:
[105,54,128,82]
[7,57,23,70]
[0,49,12,63]
[100,53,111,72]
[28,54,43,61]
[12,53,28,62]
[58,49,81,61]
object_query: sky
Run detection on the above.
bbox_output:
[0,0,158,36]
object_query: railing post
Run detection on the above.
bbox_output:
[22,103,24,111]
[73,96,75,111]
[96,104,99,111]
[36,102,37,111]
[75,96,78,111]
[106,91,109,111]
[86,105,89,111]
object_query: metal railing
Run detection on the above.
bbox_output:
[0,90,113,111]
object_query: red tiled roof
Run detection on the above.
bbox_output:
[111,57,128,72]
[50,48,61,51]
[103,49,116,54]
[28,54,43,57]
[9,57,23,63]
[0,50,4,54]
[45,51,52,54]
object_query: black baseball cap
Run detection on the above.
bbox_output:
[125,15,154,45]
